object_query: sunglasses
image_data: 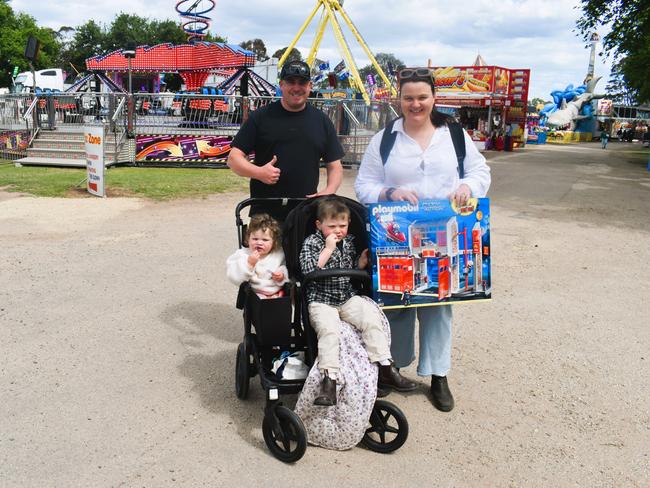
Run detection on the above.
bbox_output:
[399,68,435,83]
[282,62,310,79]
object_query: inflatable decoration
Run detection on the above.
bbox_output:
[540,77,604,131]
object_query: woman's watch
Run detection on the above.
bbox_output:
[385,187,397,201]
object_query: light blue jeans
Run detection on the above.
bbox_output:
[384,305,452,377]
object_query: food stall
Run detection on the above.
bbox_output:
[427,63,531,150]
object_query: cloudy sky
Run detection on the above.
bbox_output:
[10,0,613,100]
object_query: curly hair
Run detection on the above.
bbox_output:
[246,213,282,251]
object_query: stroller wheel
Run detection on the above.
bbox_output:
[235,342,250,399]
[361,399,409,453]
[262,406,307,463]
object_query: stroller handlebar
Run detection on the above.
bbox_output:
[235,197,306,225]
[302,268,371,287]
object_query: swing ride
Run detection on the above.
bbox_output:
[279,0,397,104]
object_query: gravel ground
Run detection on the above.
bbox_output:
[1,142,649,487]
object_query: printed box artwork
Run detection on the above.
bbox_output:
[367,198,491,309]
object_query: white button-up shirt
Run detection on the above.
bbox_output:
[355,118,491,204]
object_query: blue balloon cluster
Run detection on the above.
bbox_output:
[539,83,593,126]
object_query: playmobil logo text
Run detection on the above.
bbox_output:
[372,203,419,216]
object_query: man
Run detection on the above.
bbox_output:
[227,60,344,219]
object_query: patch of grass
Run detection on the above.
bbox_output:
[0,161,248,199]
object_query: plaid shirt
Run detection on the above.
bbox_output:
[300,231,357,306]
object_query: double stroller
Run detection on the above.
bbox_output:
[233,196,409,462]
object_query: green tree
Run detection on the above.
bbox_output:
[0,3,61,87]
[576,0,650,103]
[605,61,639,106]
[358,52,405,85]
[104,13,150,51]
[272,47,302,62]
[240,38,268,61]
[149,19,188,46]
[62,20,106,75]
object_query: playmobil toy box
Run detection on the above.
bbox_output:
[368,198,491,309]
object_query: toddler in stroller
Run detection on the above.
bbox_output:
[299,196,416,406]
[231,197,410,462]
[226,213,288,299]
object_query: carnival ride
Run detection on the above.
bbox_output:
[86,42,255,91]
[173,0,275,96]
[175,0,216,43]
[279,0,396,104]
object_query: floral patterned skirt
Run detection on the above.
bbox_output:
[294,298,390,450]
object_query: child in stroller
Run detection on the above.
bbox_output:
[232,197,409,462]
[300,196,416,406]
[226,213,288,299]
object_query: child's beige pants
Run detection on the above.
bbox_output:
[308,295,391,374]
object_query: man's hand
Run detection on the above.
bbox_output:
[257,155,281,185]
[449,183,472,207]
[247,250,260,267]
[307,160,343,198]
[325,233,339,250]
[271,270,285,282]
[358,249,369,270]
[306,188,335,198]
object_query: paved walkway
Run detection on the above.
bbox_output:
[1,142,648,487]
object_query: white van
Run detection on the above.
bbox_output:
[12,69,66,93]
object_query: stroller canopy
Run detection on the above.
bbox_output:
[282,195,369,279]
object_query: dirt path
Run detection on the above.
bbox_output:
[1,143,648,487]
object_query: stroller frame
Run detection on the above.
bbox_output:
[233,197,408,462]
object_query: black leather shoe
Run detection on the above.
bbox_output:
[430,375,454,412]
[378,364,417,392]
[314,371,337,406]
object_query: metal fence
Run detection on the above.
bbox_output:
[1,92,399,165]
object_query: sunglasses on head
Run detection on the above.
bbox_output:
[399,68,435,83]
[282,62,310,78]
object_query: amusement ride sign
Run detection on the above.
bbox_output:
[85,126,105,197]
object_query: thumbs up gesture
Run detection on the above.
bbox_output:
[258,155,281,185]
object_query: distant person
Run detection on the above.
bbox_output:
[600,130,609,149]
[227,60,344,221]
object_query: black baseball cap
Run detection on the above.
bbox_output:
[280,60,311,81]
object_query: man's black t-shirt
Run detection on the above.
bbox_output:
[232,101,344,201]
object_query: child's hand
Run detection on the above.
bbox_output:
[325,233,339,250]
[271,270,285,282]
[248,250,260,267]
[358,249,369,269]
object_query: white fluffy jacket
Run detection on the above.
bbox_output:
[226,248,289,295]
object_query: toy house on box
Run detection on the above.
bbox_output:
[368,198,491,309]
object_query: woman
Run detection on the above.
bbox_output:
[354,68,491,412]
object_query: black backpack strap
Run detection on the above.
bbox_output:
[380,117,400,165]
[448,122,466,178]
